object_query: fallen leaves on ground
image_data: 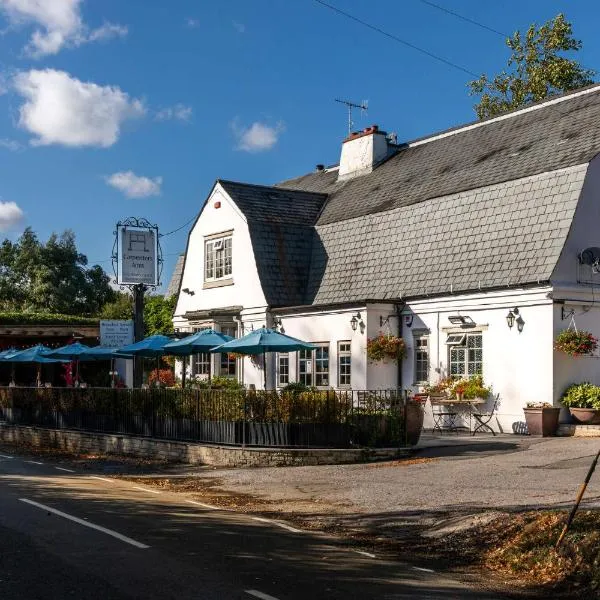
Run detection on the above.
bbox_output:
[367,457,437,468]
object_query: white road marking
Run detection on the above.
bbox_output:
[0,454,14,459]
[185,499,227,511]
[353,550,376,558]
[252,516,302,534]
[89,476,115,484]
[55,467,75,473]
[19,498,150,549]
[132,486,161,495]
[412,566,436,573]
[245,590,281,600]
[25,460,43,465]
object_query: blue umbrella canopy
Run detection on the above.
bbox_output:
[7,345,67,363]
[210,327,315,355]
[117,335,172,358]
[0,348,17,361]
[163,329,233,356]
[45,342,91,360]
[78,347,121,361]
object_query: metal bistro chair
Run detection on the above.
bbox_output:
[430,395,458,435]
[472,394,500,436]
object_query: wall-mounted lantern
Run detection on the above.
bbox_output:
[350,312,361,331]
[506,307,519,329]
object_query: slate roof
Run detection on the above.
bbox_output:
[165,254,185,298]
[188,85,600,308]
[277,87,600,226]
[218,180,327,306]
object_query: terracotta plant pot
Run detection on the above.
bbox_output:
[405,401,425,446]
[569,407,600,425]
[523,407,561,437]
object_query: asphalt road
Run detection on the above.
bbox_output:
[0,451,503,600]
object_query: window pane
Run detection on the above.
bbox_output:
[205,236,232,281]
[449,347,465,376]
[414,335,429,383]
[315,345,329,387]
[338,341,351,387]
[298,350,312,386]
[278,353,289,386]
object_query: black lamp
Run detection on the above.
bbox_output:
[516,316,525,333]
[506,307,519,329]
[350,312,361,331]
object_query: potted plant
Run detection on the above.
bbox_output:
[561,382,600,424]
[423,377,452,400]
[366,333,406,363]
[461,375,492,401]
[554,329,598,357]
[523,402,561,436]
[452,378,468,402]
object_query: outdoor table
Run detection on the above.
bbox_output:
[429,397,486,434]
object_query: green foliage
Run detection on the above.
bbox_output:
[0,227,114,316]
[0,312,98,326]
[469,14,595,120]
[561,383,600,409]
[366,334,406,363]
[192,375,245,390]
[453,375,492,400]
[100,292,133,321]
[144,294,176,336]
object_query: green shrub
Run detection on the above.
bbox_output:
[0,312,98,326]
[561,383,600,409]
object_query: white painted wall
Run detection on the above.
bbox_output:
[365,304,399,390]
[275,307,368,389]
[173,183,268,330]
[402,287,554,433]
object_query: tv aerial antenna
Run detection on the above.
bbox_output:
[335,98,368,136]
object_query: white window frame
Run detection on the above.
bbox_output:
[448,332,483,377]
[278,352,289,387]
[204,235,232,282]
[298,343,330,388]
[413,334,429,384]
[191,353,211,377]
[337,341,351,388]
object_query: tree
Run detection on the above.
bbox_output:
[0,227,115,315]
[144,295,176,336]
[469,14,595,120]
[100,292,134,321]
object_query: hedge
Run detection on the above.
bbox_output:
[0,312,99,326]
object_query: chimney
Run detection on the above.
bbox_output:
[337,125,395,181]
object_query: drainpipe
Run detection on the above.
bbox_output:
[395,301,405,393]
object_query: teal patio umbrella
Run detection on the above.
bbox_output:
[118,335,173,387]
[7,345,68,386]
[210,327,315,389]
[45,342,91,385]
[164,329,234,385]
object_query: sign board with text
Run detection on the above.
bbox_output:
[116,225,158,286]
[100,320,134,348]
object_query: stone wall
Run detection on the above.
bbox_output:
[0,424,408,467]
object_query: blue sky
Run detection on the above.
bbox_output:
[0,0,598,291]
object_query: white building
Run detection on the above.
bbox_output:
[173,86,600,432]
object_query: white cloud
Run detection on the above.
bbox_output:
[14,69,145,148]
[0,138,22,151]
[0,0,127,58]
[232,21,245,33]
[87,22,128,43]
[106,171,162,199]
[155,103,192,122]
[186,17,199,28]
[0,200,23,231]
[230,118,284,152]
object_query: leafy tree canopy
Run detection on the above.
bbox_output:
[0,228,115,316]
[469,14,595,120]
[100,292,133,321]
[144,294,176,336]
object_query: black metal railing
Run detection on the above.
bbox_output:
[0,387,407,448]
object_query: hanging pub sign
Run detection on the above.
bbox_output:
[116,222,159,286]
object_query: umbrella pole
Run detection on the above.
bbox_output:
[181,356,186,389]
[263,351,267,390]
[36,364,41,387]
[111,358,115,388]
[156,357,160,388]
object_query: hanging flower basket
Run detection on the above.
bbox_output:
[367,334,406,363]
[554,329,598,357]
[227,352,245,360]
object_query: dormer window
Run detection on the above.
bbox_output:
[205,234,232,282]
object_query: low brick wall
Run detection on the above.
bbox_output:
[0,424,409,467]
[557,424,600,438]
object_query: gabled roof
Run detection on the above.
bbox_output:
[165,254,184,298]
[278,86,600,226]
[218,180,327,306]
